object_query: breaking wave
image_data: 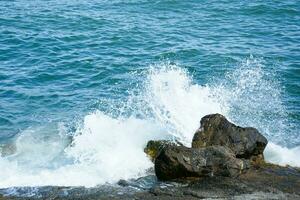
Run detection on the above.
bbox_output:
[0,59,299,188]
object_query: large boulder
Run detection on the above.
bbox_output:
[192,114,268,159]
[155,144,248,181]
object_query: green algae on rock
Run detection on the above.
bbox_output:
[144,140,179,162]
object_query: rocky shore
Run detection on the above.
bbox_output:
[1,114,300,200]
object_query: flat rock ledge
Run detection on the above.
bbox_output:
[1,162,299,200]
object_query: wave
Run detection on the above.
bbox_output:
[0,59,299,188]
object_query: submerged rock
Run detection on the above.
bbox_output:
[155,145,248,181]
[192,114,268,159]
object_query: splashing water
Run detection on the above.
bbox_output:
[139,64,226,144]
[0,60,299,188]
[212,58,291,144]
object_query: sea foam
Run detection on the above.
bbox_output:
[0,60,299,188]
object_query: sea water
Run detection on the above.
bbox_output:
[0,0,299,188]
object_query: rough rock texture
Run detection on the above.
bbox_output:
[148,114,270,181]
[192,114,268,159]
[1,164,299,200]
[144,140,178,162]
[155,145,247,180]
[144,164,300,200]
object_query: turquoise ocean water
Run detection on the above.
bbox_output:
[0,0,299,188]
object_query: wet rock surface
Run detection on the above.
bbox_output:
[153,114,268,181]
[155,145,247,180]
[1,165,299,200]
[192,114,268,159]
[144,140,179,162]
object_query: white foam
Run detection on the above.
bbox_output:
[0,113,166,187]
[142,65,226,145]
[0,61,299,188]
[265,142,300,167]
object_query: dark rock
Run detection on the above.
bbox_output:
[144,140,179,162]
[155,145,247,181]
[192,114,268,159]
[150,164,300,200]
[118,179,130,187]
[1,164,300,200]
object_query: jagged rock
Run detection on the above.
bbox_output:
[155,145,248,181]
[144,140,180,162]
[192,114,268,159]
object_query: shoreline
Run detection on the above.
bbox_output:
[1,163,300,200]
[1,114,300,200]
